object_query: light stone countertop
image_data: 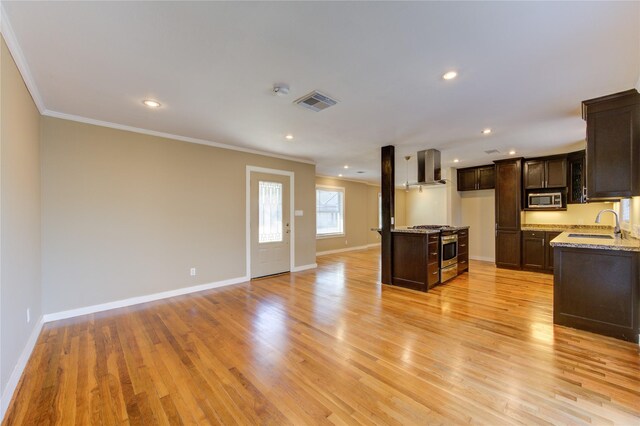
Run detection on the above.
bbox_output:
[521,224,613,233]
[390,228,440,234]
[550,230,640,252]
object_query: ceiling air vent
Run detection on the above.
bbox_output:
[484,149,500,155]
[294,91,338,112]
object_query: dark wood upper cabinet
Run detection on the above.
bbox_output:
[524,161,545,189]
[457,168,478,191]
[494,158,522,269]
[457,165,495,191]
[524,156,566,189]
[477,166,495,189]
[582,89,640,200]
[567,150,586,204]
[546,158,567,188]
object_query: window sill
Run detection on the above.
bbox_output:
[316,233,345,240]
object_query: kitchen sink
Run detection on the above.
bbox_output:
[567,233,614,239]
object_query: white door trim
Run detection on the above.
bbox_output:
[246,166,295,279]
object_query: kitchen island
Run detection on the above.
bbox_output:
[389,226,470,292]
[551,231,640,342]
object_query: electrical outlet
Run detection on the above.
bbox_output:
[190,267,196,276]
[26,308,30,324]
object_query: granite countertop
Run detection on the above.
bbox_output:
[550,230,640,252]
[521,224,613,233]
[391,228,440,234]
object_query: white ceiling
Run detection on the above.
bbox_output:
[3,1,640,183]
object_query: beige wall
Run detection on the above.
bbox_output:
[460,190,496,261]
[1,38,42,397]
[367,185,381,245]
[523,202,614,226]
[405,185,448,226]
[394,189,407,227]
[41,117,316,314]
[313,178,408,251]
[315,177,381,252]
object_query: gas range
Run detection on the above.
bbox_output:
[410,225,457,231]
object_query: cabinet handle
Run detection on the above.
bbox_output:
[461,260,467,264]
[460,244,466,247]
[432,271,439,275]
[431,252,438,256]
[542,239,545,246]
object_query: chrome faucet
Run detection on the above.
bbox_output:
[595,209,622,238]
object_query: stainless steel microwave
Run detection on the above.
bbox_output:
[528,192,562,208]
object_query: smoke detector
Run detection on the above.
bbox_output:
[272,84,290,96]
[294,90,338,112]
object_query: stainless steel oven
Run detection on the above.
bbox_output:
[440,233,458,282]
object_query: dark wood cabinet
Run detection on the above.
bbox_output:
[427,233,440,288]
[495,159,522,269]
[457,165,495,191]
[477,166,495,190]
[496,230,521,269]
[554,246,639,343]
[522,231,545,270]
[582,89,640,200]
[457,229,469,274]
[524,157,566,189]
[392,232,439,291]
[524,161,545,189]
[522,230,561,272]
[567,150,586,204]
[457,168,478,191]
[545,231,561,271]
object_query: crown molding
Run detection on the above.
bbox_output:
[0,3,46,113]
[43,110,316,165]
[316,174,379,187]
[1,4,314,166]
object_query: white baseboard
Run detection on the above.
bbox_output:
[42,275,249,323]
[469,255,495,262]
[1,316,44,421]
[317,243,380,256]
[292,263,317,272]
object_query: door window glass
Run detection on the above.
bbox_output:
[259,181,283,243]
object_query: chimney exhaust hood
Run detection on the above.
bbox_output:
[417,149,447,185]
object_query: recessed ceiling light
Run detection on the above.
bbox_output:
[338,174,343,177]
[343,165,349,169]
[442,71,458,80]
[481,128,492,135]
[143,99,161,108]
[509,150,516,155]
[285,134,294,140]
[453,159,459,163]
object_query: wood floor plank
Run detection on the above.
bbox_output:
[3,248,640,425]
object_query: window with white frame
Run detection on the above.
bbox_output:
[621,198,631,223]
[316,186,345,237]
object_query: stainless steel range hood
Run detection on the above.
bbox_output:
[417,149,447,185]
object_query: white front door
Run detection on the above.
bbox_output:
[250,172,291,278]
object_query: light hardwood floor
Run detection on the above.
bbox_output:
[4,248,640,425]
